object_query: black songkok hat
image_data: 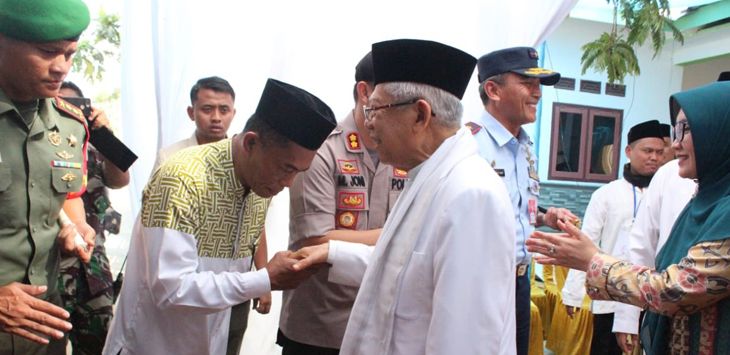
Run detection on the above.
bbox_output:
[355,52,374,82]
[477,47,561,85]
[718,71,730,82]
[371,39,477,100]
[254,79,336,150]
[628,120,665,144]
[659,123,671,138]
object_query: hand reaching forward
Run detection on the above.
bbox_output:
[0,282,72,344]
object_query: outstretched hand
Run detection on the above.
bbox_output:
[526,219,598,271]
[0,282,71,344]
[291,243,330,272]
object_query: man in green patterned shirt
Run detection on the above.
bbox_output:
[104,78,337,355]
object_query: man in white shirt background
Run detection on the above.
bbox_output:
[152,76,237,172]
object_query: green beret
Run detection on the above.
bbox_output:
[0,0,90,42]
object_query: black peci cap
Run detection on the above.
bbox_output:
[254,79,336,150]
[659,123,671,138]
[628,120,665,144]
[371,39,477,100]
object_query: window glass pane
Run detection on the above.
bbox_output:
[556,112,582,172]
[590,115,616,174]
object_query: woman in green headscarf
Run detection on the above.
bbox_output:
[526,80,730,355]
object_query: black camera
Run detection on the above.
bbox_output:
[61,97,93,119]
[61,96,138,172]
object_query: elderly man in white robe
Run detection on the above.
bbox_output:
[293,39,517,355]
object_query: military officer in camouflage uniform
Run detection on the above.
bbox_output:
[0,0,96,354]
[57,82,129,355]
[277,52,407,354]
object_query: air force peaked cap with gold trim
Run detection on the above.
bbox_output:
[0,0,90,42]
[477,46,560,85]
[254,78,336,150]
[371,39,477,100]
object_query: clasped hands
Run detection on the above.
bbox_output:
[265,243,330,290]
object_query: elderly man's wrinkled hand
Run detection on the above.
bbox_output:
[291,243,330,272]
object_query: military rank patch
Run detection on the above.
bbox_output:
[56,150,74,160]
[346,132,361,151]
[338,159,360,174]
[52,160,82,169]
[48,131,62,146]
[337,191,366,210]
[60,172,77,182]
[67,134,78,147]
[336,211,358,229]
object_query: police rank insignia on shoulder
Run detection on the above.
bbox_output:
[48,131,62,146]
[346,132,361,151]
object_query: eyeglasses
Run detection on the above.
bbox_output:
[674,121,691,143]
[362,98,420,122]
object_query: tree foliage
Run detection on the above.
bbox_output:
[581,0,684,84]
[72,11,120,83]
